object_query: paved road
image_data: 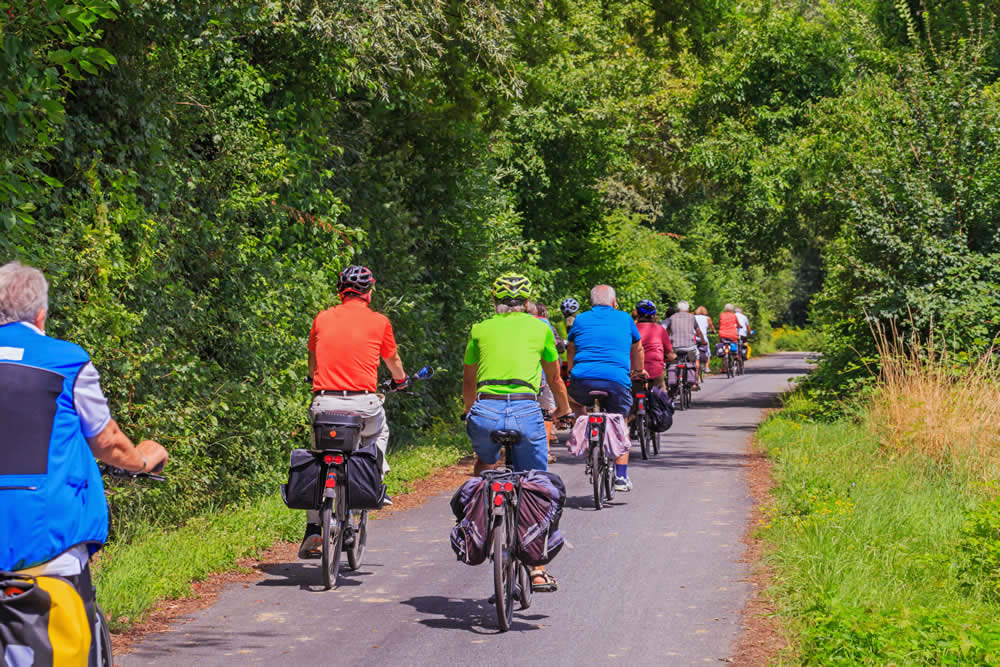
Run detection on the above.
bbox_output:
[122,352,810,666]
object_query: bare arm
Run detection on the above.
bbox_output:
[383,351,407,382]
[308,349,316,379]
[88,419,168,473]
[542,360,571,419]
[566,341,575,375]
[463,364,479,414]
[630,341,644,373]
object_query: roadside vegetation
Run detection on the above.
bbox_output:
[759,337,1000,663]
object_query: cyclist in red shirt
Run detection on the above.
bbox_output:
[299,265,411,558]
[635,299,673,389]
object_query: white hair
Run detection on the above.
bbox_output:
[0,261,48,325]
[724,303,735,312]
[590,284,616,307]
[495,302,528,314]
[677,301,690,312]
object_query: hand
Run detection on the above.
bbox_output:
[630,368,648,379]
[136,440,168,473]
[551,404,572,421]
[389,375,410,392]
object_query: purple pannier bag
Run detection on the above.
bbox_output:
[514,470,567,566]
[449,478,491,565]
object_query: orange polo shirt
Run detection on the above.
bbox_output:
[309,298,398,391]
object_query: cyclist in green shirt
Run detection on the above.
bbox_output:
[462,274,571,476]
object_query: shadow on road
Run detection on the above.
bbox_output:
[687,391,781,410]
[125,627,283,659]
[399,595,547,634]
[634,447,745,470]
[255,560,379,591]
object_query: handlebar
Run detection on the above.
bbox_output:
[99,462,166,482]
[380,365,435,393]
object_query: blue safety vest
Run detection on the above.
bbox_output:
[0,322,108,571]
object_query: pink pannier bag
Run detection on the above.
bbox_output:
[566,413,630,458]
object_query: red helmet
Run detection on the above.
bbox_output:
[337,265,375,295]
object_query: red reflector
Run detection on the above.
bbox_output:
[493,494,504,506]
[325,477,337,488]
[591,429,599,438]
[636,393,646,398]
[328,430,337,438]
[491,482,502,492]
[588,415,604,424]
[503,482,514,492]
[332,456,344,465]
[324,455,333,464]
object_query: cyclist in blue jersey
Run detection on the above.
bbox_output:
[565,285,644,491]
[0,261,169,663]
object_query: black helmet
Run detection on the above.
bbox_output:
[560,298,580,316]
[338,265,375,296]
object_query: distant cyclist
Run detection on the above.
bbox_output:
[0,261,169,663]
[694,306,715,372]
[718,303,740,355]
[735,307,751,358]
[463,274,570,592]
[301,265,411,558]
[662,301,705,391]
[560,298,580,333]
[635,299,673,390]
[565,285,644,491]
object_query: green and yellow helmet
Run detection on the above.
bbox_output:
[492,273,533,301]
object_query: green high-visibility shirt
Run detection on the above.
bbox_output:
[463,312,559,394]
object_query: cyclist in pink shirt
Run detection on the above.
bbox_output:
[635,300,674,390]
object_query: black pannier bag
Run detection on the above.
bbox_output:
[449,478,491,565]
[346,442,387,510]
[280,448,323,510]
[312,412,363,451]
[648,384,674,433]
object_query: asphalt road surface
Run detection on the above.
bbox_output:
[121,352,811,666]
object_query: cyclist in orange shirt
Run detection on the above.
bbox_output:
[717,303,740,357]
[300,265,410,558]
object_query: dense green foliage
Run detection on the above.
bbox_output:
[5,0,1000,533]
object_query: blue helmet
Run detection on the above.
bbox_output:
[636,299,656,316]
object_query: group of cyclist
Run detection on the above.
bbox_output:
[0,259,754,659]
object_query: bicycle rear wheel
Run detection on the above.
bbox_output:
[95,604,112,667]
[493,516,515,631]
[603,448,616,502]
[590,443,603,510]
[652,422,661,455]
[683,384,692,410]
[726,355,734,378]
[346,510,368,570]
[321,491,345,590]
[637,412,649,460]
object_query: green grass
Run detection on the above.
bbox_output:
[758,415,1000,663]
[95,421,468,631]
[771,326,825,352]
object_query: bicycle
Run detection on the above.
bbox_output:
[722,340,740,378]
[631,380,659,460]
[96,463,166,666]
[311,366,434,590]
[670,360,693,411]
[482,430,534,632]
[579,390,616,510]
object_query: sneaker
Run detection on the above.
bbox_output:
[382,496,393,507]
[614,476,633,492]
[298,524,322,559]
[341,525,355,550]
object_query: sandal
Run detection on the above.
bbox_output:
[530,569,558,592]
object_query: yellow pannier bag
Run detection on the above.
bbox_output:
[0,572,91,666]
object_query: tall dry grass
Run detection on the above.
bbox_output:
[867,324,1000,482]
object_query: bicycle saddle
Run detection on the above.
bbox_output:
[588,390,610,398]
[490,429,521,444]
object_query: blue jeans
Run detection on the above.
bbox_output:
[466,398,548,472]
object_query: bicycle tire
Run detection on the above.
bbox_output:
[493,516,514,631]
[346,509,368,571]
[519,562,532,610]
[652,423,661,455]
[95,604,113,667]
[726,355,734,378]
[590,442,603,510]
[738,355,745,376]
[637,411,649,460]
[683,384,692,410]
[321,493,344,590]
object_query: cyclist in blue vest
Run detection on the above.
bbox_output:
[0,261,168,662]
